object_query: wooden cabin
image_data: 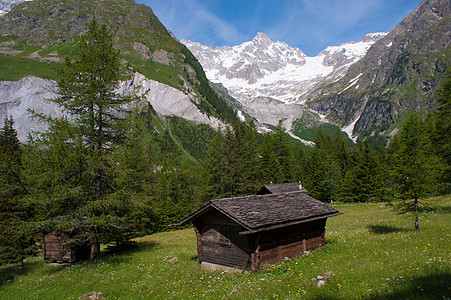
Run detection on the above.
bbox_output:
[256,182,309,195]
[43,231,97,263]
[175,191,341,271]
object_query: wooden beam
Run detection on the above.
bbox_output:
[239,212,343,235]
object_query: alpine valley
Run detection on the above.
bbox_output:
[0,1,450,295]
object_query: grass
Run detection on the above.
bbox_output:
[292,120,354,147]
[0,196,449,299]
[0,56,58,81]
[126,56,185,91]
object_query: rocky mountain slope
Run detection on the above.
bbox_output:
[0,0,236,141]
[183,0,450,141]
[305,0,450,139]
[182,31,386,138]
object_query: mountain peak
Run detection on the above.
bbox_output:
[361,32,388,43]
[252,32,271,43]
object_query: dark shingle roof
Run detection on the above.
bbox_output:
[256,183,308,195]
[176,191,341,234]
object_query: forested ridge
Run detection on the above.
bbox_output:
[0,21,450,266]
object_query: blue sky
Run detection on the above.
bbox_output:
[137,0,421,56]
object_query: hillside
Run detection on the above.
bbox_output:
[305,0,450,139]
[0,0,238,142]
[0,196,449,299]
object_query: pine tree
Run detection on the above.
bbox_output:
[429,74,451,193]
[234,121,260,195]
[388,115,431,231]
[0,116,28,196]
[259,133,282,184]
[28,20,140,257]
[205,128,228,198]
[259,121,293,184]
[0,116,34,266]
[204,122,262,198]
[339,142,385,203]
[304,129,342,202]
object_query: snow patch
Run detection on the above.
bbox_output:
[237,110,246,122]
[0,0,33,15]
[365,32,388,38]
[342,117,360,142]
[288,131,315,147]
[339,73,362,94]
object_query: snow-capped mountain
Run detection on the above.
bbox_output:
[182,32,387,106]
[0,0,30,15]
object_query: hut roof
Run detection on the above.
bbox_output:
[175,191,341,234]
[256,182,309,195]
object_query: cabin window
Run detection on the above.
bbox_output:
[218,227,231,247]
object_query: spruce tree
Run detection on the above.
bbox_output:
[28,20,139,257]
[259,121,293,184]
[388,115,431,231]
[0,116,34,266]
[205,129,228,198]
[430,74,451,193]
[304,129,342,202]
[339,142,385,203]
[234,121,260,195]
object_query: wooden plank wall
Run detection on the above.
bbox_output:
[43,232,73,262]
[194,210,250,268]
[253,219,327,270]
[191,211,329,271]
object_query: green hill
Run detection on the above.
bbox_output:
[0,0,238,124]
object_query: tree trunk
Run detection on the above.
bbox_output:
[414,197,420,231]
[90,237,99,260]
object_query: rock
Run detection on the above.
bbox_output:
[151,49,175,66]
[79,291,103,300]
[304,0,450,138]
[133,42,150,60]
[1,73,226,142]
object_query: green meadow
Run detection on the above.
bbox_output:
[1,196,449,299]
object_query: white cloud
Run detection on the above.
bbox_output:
[148,0,245,45]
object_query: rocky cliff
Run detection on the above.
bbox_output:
[0,73,225,141]
[306,0,450,139]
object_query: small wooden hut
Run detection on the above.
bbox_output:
[175,191,341,271]
[256,182,309,195]
[43,231,98,263]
